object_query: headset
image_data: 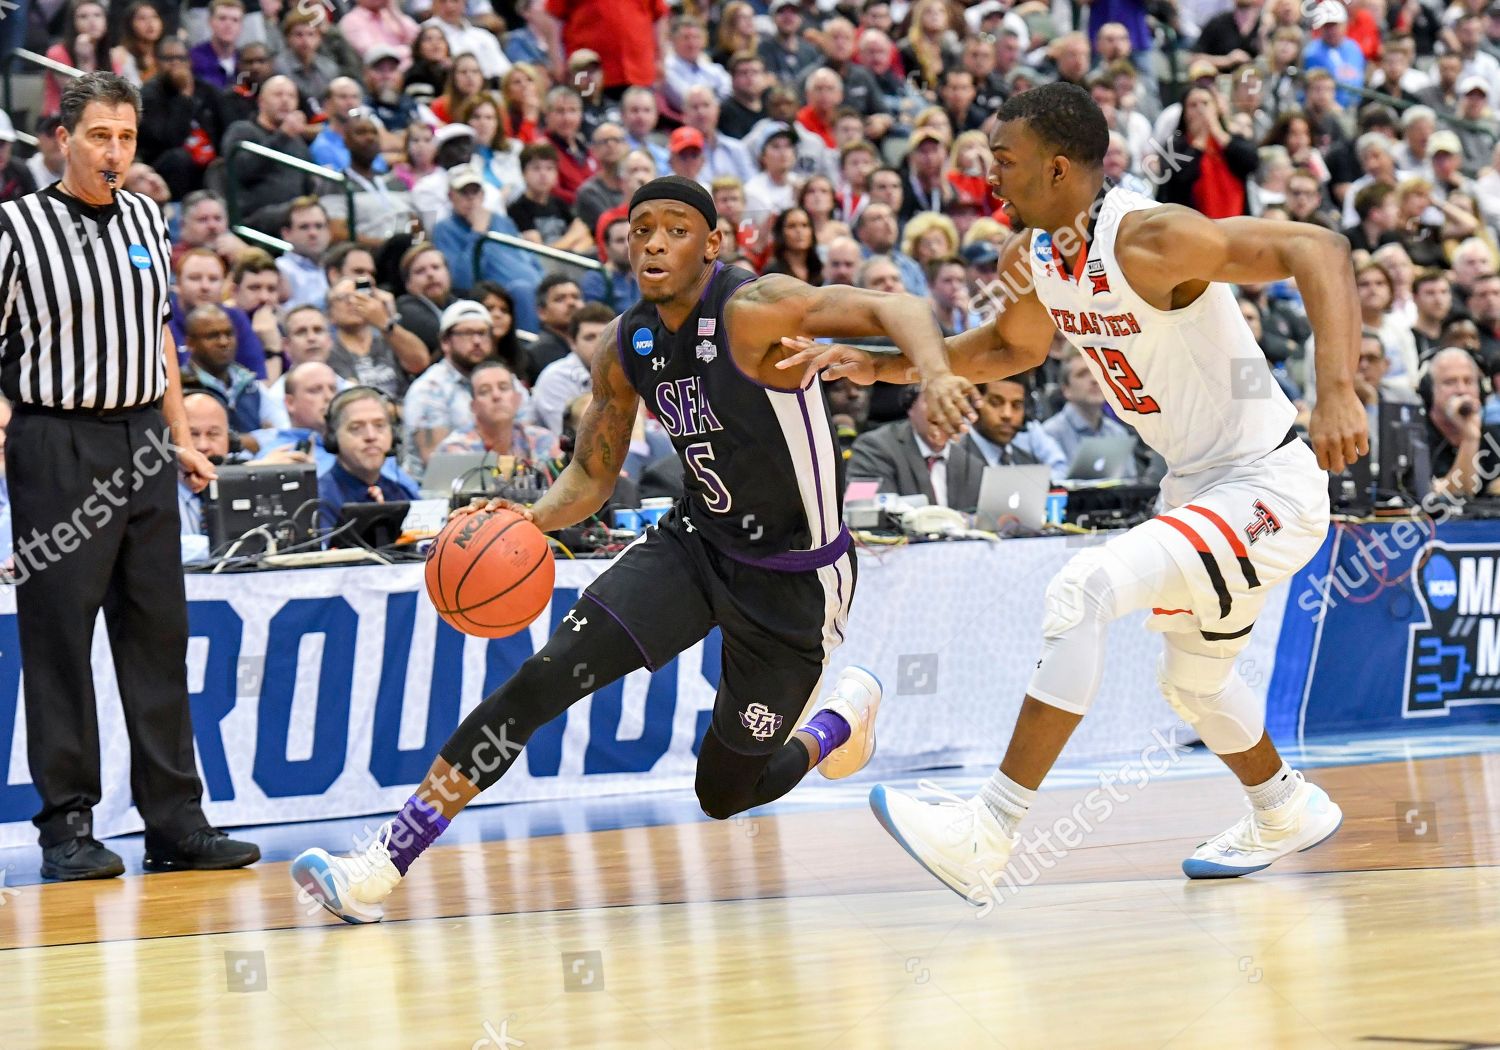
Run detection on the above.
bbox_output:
[323,385,403,459]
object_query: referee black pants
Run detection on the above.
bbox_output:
[8,406,207,848]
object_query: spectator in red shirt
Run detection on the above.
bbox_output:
[539,0,669,92]
[798,69,844,149]
[542,85,599,204]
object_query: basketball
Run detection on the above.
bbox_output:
[424,509,555,638]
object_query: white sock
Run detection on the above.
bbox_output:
[979,769,1034,838]
[1245,763,1299,815]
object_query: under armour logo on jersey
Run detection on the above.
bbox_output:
[739,702,784,741]
[1244,500,1282,545]
[1086,259,1109,296]
[563,612,589,632]
[651,357,668,371]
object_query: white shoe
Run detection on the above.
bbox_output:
[869,781,1019,907]
[1182,773,1343,879]
[291,823,405,924]
[817,666,882,780]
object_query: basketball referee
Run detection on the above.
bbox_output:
[0,74,259,880]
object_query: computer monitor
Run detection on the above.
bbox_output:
[976,464,1051,532]
[203,463,319,553]
[419,452,488,500]
[1376,401,1431,504]
[1066,436,1137,481]
[332,501,411,550]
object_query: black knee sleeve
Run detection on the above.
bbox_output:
[438,596,646,793]
[694,729,811,820]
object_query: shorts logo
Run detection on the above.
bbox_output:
[739,702,783,741]
[127,245,152,269]
[1244,499,1282,545]
[632,327,654,356]
[695,338,717,363]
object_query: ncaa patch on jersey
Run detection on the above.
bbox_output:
[127,245,152,270]
[696,339,717,363]
[632,327,654,356]
[697,317,716,337]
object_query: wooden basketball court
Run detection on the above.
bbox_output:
[2,747,1498,1050]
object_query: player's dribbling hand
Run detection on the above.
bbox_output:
[1308,387,1371,473]
[922,372,981,438]
[451,497,535,523]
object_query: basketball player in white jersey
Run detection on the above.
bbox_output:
[777,83,1369,905]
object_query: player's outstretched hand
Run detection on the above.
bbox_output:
[1308,387,1370,473]
[922,372,981,439]
[777,336,908,387]
[451,497,535,523]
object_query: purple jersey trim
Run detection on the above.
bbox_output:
[720,525,851,572]
[832,559,846,642]
[613,314,630,375]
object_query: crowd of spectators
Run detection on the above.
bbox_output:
[4,0,1500,530]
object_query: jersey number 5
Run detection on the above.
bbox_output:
[685,442,733,513]
[1083,345,1160,415]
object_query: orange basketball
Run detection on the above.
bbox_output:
[425,509,556,638]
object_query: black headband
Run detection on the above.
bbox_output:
[628,176,718,232]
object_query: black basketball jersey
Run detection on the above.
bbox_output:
[615,262,848,570]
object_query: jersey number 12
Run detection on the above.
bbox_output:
[1083,345,1160,415]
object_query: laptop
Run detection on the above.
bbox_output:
[420,452,489,500]
[976,464,1052,532]
[1066,436,1137,482]
[203,462,319,553]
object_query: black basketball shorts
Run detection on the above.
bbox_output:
[583,508,856,755]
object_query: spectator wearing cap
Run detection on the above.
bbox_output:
[960,240,1000,299]
[402,300,492,478]
[510,141,596,253]
[761,0,822,85]
[663,15,731,111]
[0,111,34,204]
[900,127,958,222]
[431,167,545,327]
[410,122,480,227]
[1303,2,1365,107]
[339,0,420,71]
[220,75,313,232]
[668,126,713,188]
[621,87,670,174]
[1429,131,1481,210]
[542,86,599,205]
[423,0,511,80]
[678,87,753,184]
[1455,13,1500,102]
[743,125,802,218]
[1455,77,1497,166]
[527,301,612,435]
[138,37,227,201]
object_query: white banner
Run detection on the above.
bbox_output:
[0,539,1288,847]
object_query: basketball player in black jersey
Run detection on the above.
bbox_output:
[291,176,979,923]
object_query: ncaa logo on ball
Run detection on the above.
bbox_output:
[1424,553,1457,611]
[632,327,654,356]
[127,245,152,270]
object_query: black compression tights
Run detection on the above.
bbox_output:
[439,597,815,819]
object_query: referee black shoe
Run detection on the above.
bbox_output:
[143,827,261,872]
[41,838,126,881]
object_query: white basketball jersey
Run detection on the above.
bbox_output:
[1029,186,1295,478]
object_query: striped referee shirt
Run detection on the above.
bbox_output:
[0,186,171,410]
